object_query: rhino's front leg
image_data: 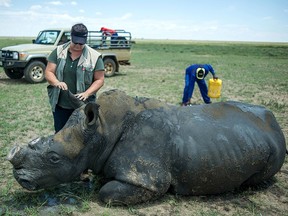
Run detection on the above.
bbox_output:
[98,180,161,205]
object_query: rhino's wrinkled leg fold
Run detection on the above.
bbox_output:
[99,180,160,205]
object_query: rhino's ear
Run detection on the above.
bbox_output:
[84,103,100,126]
[65,90,86,109]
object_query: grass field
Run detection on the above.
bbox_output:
[0,38,288,215]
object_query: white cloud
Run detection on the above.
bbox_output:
[48,1,63,6]
[0,0,11,7]
[30,5,42,10]
[0,1,287,42]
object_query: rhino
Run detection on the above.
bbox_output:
[7,89,287,205]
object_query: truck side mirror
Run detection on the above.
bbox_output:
[32,39,36,44]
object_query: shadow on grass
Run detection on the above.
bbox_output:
[0,175,281,215]
[106,72,127,78]
[1,178,100,215]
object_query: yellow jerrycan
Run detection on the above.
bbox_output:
[208,78,222,98]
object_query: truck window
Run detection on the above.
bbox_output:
[58,32,71,45]
[35,30,60,45]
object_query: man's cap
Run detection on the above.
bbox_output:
[71,23,88,44]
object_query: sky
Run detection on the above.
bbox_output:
[0,0,287,42]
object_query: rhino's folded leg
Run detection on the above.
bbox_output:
[98,180,160,205]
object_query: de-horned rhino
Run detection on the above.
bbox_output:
[8,89,286,205]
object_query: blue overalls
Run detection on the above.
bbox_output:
[182,64,215,104]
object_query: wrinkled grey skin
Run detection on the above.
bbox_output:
[8,89,286,205]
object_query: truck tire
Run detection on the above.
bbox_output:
[4,68,24,79]
[104,58,116,77]
[24,61,46,83]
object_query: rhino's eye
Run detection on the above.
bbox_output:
[49,153,60,164]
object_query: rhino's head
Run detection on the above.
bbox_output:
[7,103,101,191]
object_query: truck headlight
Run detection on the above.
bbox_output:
[12,51,19,59]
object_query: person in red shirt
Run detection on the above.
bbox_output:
[100,27,118,45]
[100,27,116,36]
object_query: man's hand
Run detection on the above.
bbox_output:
[55,82,68,90]
[75,92,89,101]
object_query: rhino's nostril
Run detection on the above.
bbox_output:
[14,166,24,170]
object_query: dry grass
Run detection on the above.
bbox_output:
[0,39,288,215]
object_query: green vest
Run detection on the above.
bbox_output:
[47,42,101,112]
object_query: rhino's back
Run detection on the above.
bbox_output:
[169,101,286,195]
[105,101,286,195]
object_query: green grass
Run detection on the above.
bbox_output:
[0,37,288,215]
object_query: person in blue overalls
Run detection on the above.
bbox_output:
[181,64,218,106]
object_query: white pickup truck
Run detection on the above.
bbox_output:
[0,28,132,83]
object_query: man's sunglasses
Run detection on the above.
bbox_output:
[73,41,84,45]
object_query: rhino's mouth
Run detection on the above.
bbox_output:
[18,178,38,191]
[13,169,38,191]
